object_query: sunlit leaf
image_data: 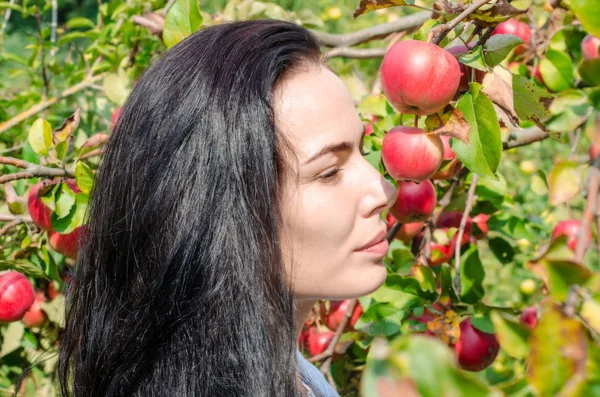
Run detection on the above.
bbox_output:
[163,0,203,48]
[547,161,581,206]
[28,118,53,156]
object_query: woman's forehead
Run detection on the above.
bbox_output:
[274,65,361,163]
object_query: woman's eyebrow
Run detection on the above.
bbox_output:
[302,126,366,165]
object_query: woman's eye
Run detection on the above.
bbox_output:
[319,168,342,183]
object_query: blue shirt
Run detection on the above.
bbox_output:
[296,350,341,397]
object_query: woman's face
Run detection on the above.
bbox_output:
[275,64,397,301]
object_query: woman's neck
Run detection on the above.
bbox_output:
[295,299,317,339]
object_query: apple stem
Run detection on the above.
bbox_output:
[414,115,419,128]
[430,0,495,45]
[453,173,478,296]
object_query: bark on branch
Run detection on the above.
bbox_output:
[312,11,430,48]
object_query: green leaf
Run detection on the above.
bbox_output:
[355,302,404,336]
[385,274,438,301]
[458,45,487,72]
[527,303,588,396]
[570,0,600,37]
[0,322,24,358]
[490,311,529,359]
[54,182,76,219]
[0,1,23,12]
[40,294,65,328]
[437,265,458,306]
[51,193,88,233]
[103,68,131,106]
[163,0,203,48]
[579,58,600,87]
[512,73,553,129]
[357,94,388,118]
[547,161,581,206]
[543,260,592,301]
[539,50,575,92]
[488,236,515,264]
[0,259,48,279]
[460,248,485,304]
[55,141,69,162]
[65,17,95,29]
[454,83,502,179]
[483,34,524,67]
[75,162,94,195]
[28,119,53,156]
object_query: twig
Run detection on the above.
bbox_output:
[311,12,430,48]
[161,0,177,16]
[50,0,58,58]
[79,148,104,160]
[0,74,103,134]
[308,298,358,364]
[34,0,50,100]
[0,157,74,183]
[386,222,402,243]
[325,47,386,59]
[0,143,26,154]
[575,159,600,262]
[568,128,582,161]
[430,0,495,45]
[503,127,549,150]
[0,0,15,43]
[453,174,478,296]
[0,156,29,169]
[0,214,32,223]
[0,220,20,237]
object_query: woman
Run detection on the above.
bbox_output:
[58,19,396,397]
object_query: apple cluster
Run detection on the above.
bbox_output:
[28,179,85,259]
[298,300,363,357]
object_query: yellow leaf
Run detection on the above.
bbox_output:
[427,309,460,345]
[353,0,409,18]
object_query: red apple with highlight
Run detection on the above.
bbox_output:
[551,219,591,252]
[0,271,35,323]
[381,40,461,115]
[390,180,437,223]
[382,126,444,182]
[48,226,85,259]
[307,327,335,357]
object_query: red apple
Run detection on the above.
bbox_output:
[0,271,35,323]
[28,179,81,231]
[551,220,591,252]
[491,20,531,55]
[439,136,456,161]
[21,291,47,328]
[111,107,122,128]
[48,226,85,259]
[307,327,335,357]
[590,143,600,161]
[28,181,54,231]
[582,34,600,60]
[453,317,500,372]
[533,64,545,86]
[390,180,437,223]
[381,40,461,115]
[320,300,363,331]
[382,126,444,182]
[472,214,490,239]
[446,45,486,94]
[436,211,472,246]
[519,307,537,329]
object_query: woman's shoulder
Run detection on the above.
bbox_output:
[296,350,341,397]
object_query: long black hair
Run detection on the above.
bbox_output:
[58,20,322,396]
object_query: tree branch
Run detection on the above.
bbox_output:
[503,127,549,149]
[0,214,32,223]
[453,174,478,295]
[311,11,430,48]
[0,74,103,134]
[325,47,387,59]
[430,0,495,45]
[0,157,74,183]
